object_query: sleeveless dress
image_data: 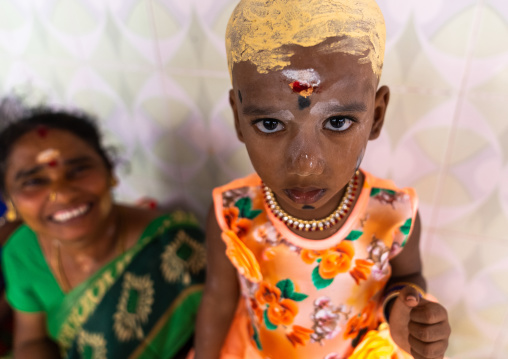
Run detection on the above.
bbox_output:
[213,170,417,359]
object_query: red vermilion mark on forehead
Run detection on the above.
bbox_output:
[36,125,49,138]
[289,81,316,97]
[291,81,310,93]
[47,160,58,168]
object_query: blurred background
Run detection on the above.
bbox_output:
[0,0,506,357]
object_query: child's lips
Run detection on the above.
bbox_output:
[284,188,326,204]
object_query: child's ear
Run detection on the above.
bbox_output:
[369,85,390,140]
[229,89,245,143]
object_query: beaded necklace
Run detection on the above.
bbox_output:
[263,171,359,232]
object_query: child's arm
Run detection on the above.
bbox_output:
[386,212,451,358]
[194,206,240,359]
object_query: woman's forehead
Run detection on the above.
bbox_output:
[7,129,96,165]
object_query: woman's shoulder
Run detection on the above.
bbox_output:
[3,224,37,255]
[2,224,44,272]
[120,204,163,225]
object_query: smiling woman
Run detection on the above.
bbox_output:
[0,98,205,359]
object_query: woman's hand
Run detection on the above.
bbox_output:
[388,286,451,359]
[13,311,61,359]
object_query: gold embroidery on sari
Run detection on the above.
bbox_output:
[113,272,155,342]
[128,284,204,359]
[171,210,199,225]
[57,219,173,351]
[58,264,120,350]
[160,230,206,285]
[78,330,107,359]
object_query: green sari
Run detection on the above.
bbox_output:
[5,211,206,359]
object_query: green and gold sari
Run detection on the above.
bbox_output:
[4,212,206,359]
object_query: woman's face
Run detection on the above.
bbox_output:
[4,128,113,242]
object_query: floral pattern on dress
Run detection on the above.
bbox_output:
[222,195,264,283]
[256,280,307,326]
[301,240,374,289]
[222,187,257,208]
[252,279,312,347]
[343,300,378,348]
[223,196,261,237]
[310,297,351,344]
[286,325,314,348]
[253,220,302,256]
[253,223,281,246]
[399,218,413,247]
[367,236,391,280]
[348,323,399,358]
[370,188,408,208]
[349,259,374,285]
[216,174,418,358]
[222,230,262,283]
[224,206,252,237]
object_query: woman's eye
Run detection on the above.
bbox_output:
[21,178,47,188]
[324,117,354,131]
[254,119,285,133]
[68,165,91,178]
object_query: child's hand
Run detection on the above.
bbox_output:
[388,286,451,359]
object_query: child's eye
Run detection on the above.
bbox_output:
[254,119,285,133]
[323,116,354,132]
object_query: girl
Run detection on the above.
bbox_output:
[195,0,451,358]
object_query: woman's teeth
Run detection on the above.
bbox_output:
[52,204,90,222]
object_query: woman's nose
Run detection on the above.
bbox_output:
[49,181,75,203]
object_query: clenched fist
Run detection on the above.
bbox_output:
[388,286,451,359]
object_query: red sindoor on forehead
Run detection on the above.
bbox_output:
[291,81,311,93]
[289,81,316,97]
[36,125,49,138]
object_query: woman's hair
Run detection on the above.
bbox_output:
[0,97,115,194]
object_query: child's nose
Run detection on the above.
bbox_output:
[286,138,325,177]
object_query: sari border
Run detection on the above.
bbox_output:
[57,213,198,352]
[128,284,204,359]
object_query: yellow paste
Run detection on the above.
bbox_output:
[226,0,386,78]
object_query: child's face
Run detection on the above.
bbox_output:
[230,48,389,220]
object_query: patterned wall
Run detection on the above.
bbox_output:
[0,1,507,357]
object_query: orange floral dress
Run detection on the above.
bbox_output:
[213,170,417,359]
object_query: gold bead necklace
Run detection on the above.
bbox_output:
[54,212,124,292]
[262,171,360,232]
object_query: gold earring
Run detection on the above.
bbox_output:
[111,176,118,188]
[5,200,18,222]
